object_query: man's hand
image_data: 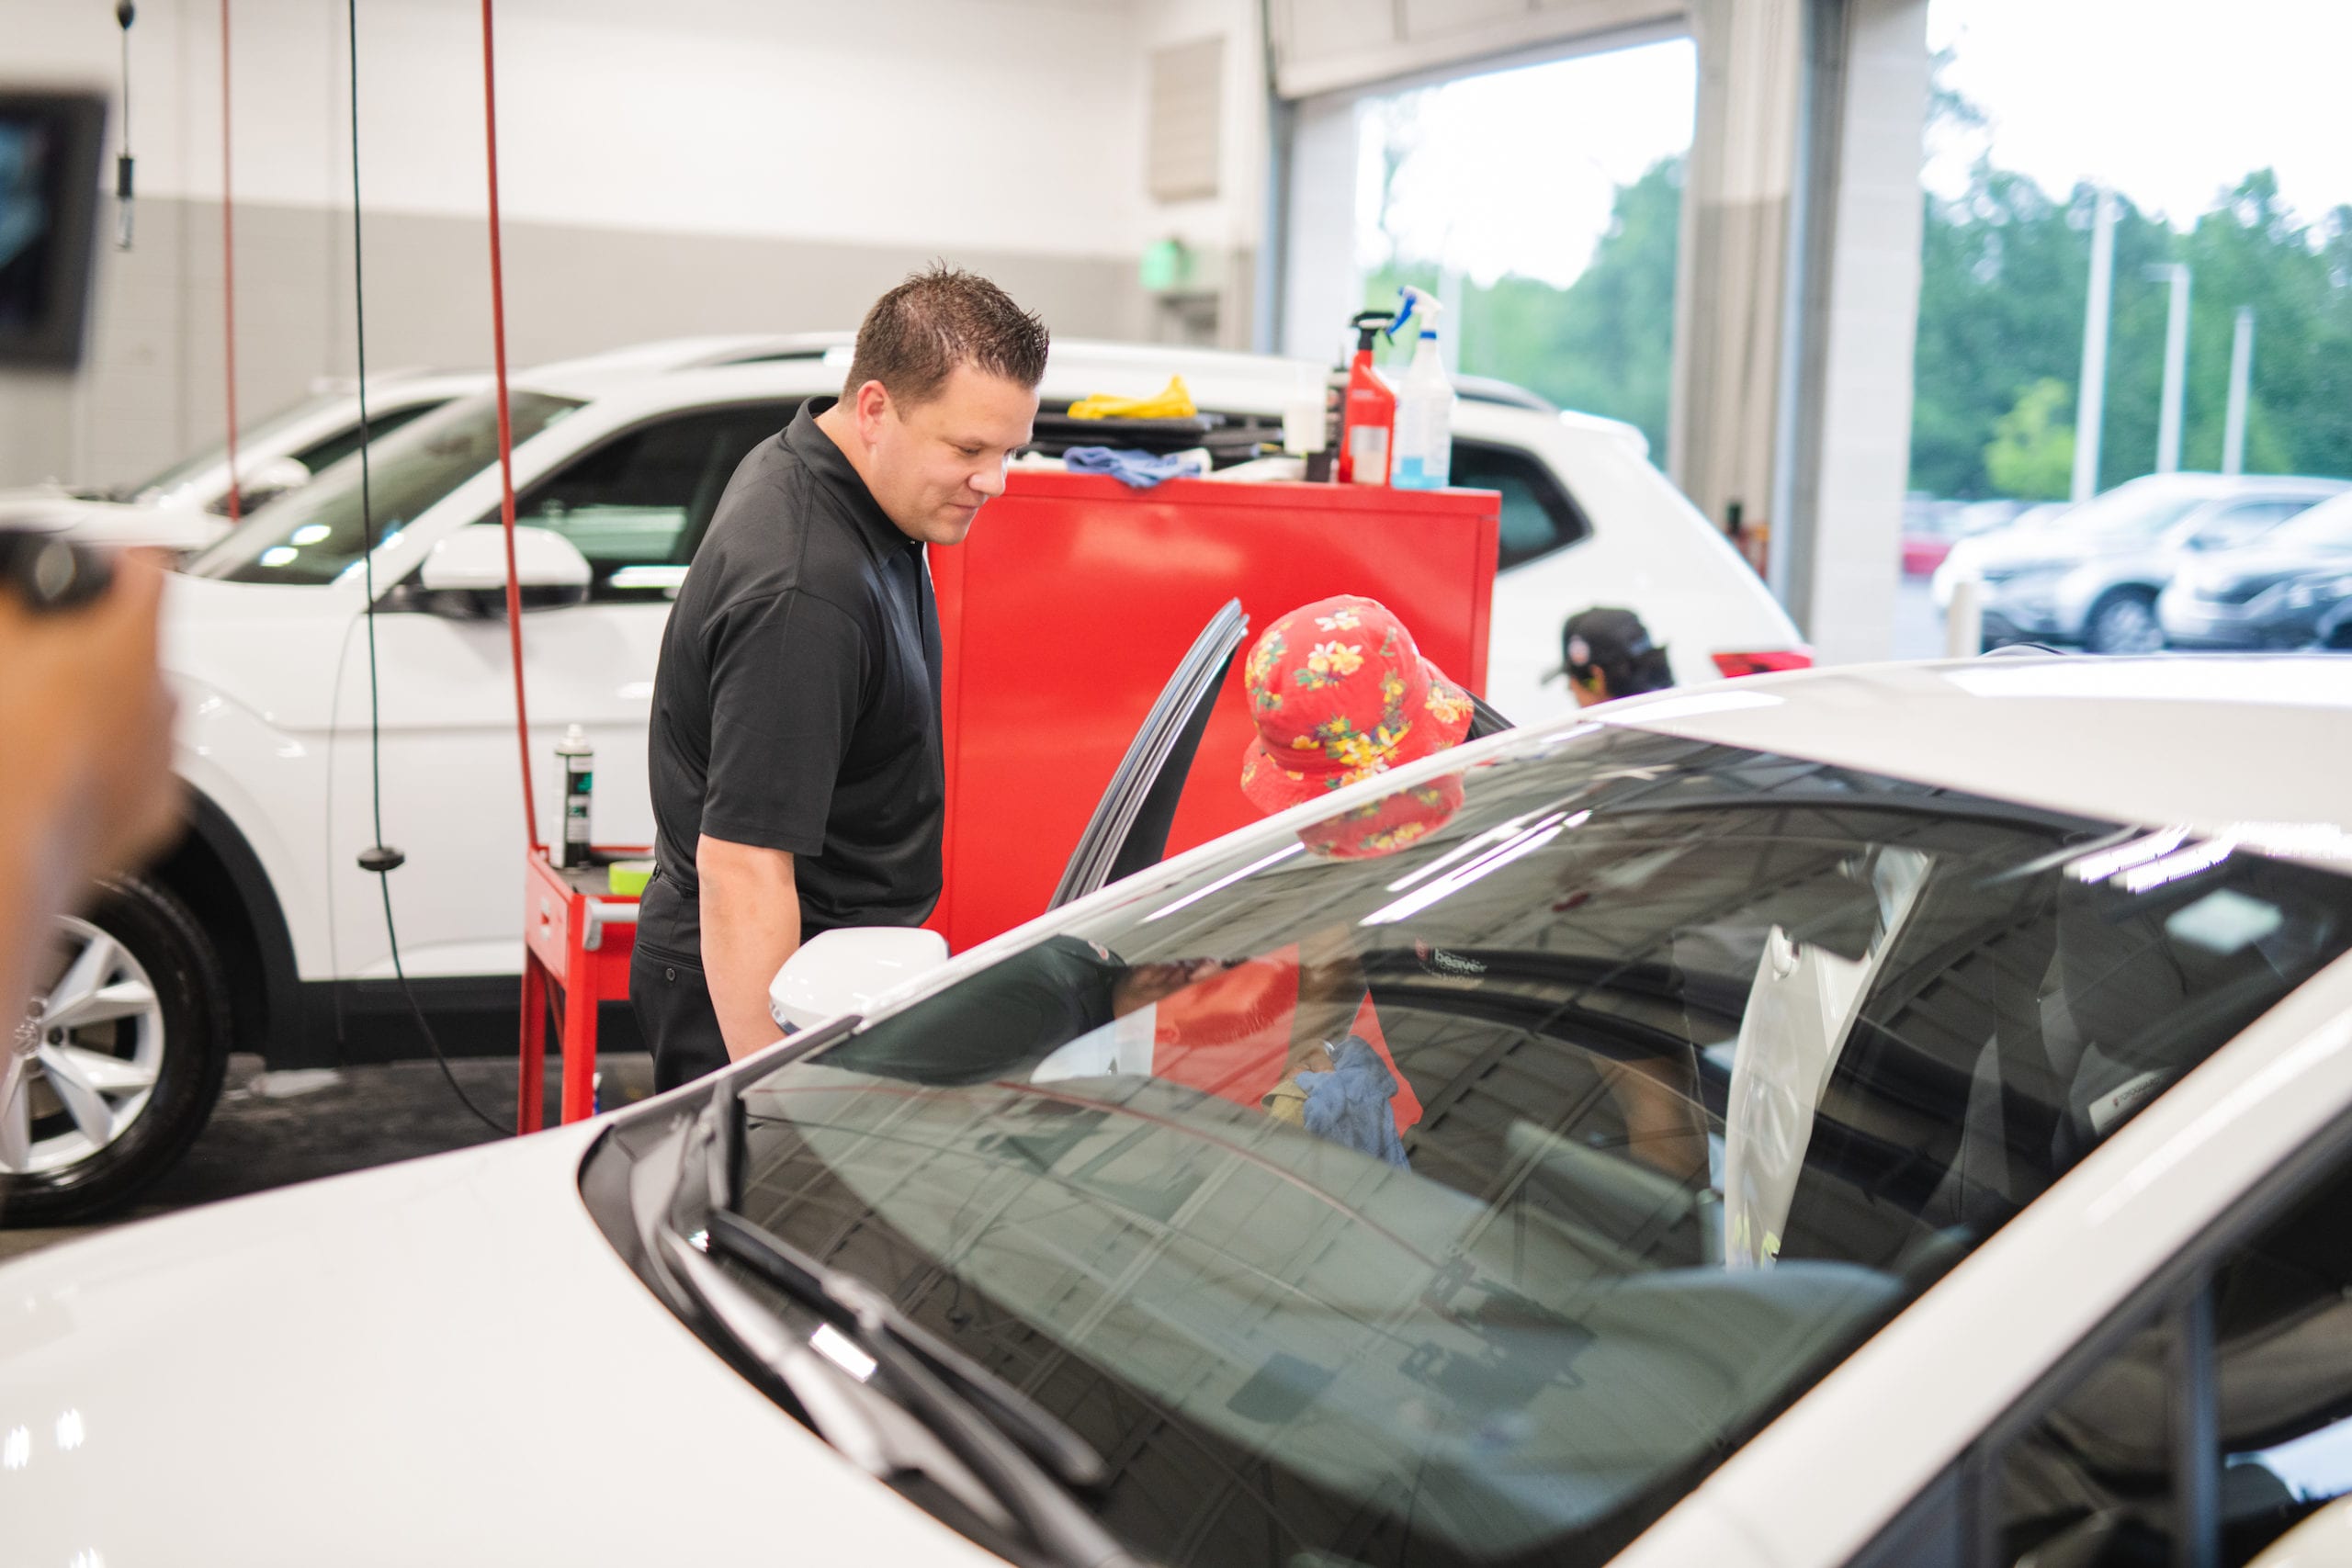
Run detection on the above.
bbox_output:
[696,834,800,1060]
[0,547,181,883]
[0,546,182,1073]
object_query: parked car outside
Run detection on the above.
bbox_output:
[0,370,487,553]
[1934,474,2346,651]
[0,334,1804,1223]
[2160,491,2352,651]
[1900,497,2037,577]
[5,655,2352,1568]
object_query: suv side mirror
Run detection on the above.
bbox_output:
[769,926,949,1033]
[415,524,591,615]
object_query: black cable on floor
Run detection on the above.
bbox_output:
[346,0,508,1138]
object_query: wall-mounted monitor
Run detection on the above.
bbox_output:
[0,91,107,370]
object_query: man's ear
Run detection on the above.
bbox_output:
[851,379,892,446]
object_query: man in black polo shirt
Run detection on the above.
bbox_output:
[631,267,1048,1089]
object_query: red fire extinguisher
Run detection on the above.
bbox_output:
[1337,309,1398,486]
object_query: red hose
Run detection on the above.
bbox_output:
[219,0,240,525]
[479,0,541,853]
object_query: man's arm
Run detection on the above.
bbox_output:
[0,549,180,1099]
[697,833,802,1060]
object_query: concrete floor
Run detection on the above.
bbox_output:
[0,1049,660,1265]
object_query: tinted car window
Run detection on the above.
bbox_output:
[708,728,2352,1568]
[1996,1144,2352,1567]
[286,400,443,479]
[506,402,791,602]
[1452,439,1590,570]
[187,391,582,585]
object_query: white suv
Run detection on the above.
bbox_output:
[2,335,1803,1220]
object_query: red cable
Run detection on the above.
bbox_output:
[479,0,541,853]
[219,0,240,525]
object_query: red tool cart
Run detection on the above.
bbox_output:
[929,471,1499,954]
[514,852,644,1131]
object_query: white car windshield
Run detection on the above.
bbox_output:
[2056,484,2214,539]
[185,390,580,585]
[689,727,2352,1568]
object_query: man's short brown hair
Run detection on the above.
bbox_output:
[843,265,1050,407]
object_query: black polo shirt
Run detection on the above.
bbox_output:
[635,400,944,965]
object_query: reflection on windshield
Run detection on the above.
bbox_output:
[185,390,580,585]
[729,728,2352,1568]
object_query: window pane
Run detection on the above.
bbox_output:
[1452,440,1591,570]
[286,400,441,479]
[514,405,787,599]
[2212,1156,2352,1565]
[1997,1316,2177,1566]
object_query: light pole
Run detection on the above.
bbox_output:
[2145,262,2192,474]
[2073,189,2119,502]
[2222,306,2255,476]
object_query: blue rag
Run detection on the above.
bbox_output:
[1295,1036,1409,1168]
[1062,446,1201,489]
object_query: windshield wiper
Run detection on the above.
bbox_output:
[704,1207,1110,1490]
[658,1064,1131,1568]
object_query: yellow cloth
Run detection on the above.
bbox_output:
[1067,376,1197,421]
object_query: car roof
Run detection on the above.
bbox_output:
[1587,654,2352,869]
[2111,470,2347,501]
[513,333,1645,443]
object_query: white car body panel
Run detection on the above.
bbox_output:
[0,1121,1005,1568]
[1594,655,2352,866]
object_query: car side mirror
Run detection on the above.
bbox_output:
[228,456,311,514]
[769,926,949,1033]
[415,524,591,615]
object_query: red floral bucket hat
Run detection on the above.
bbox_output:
[1238,595,1474,815]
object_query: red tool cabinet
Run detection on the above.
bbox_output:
[928,472,1499,954]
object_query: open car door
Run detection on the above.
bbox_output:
[1048,602,1511,911]
[1048,599,1249,910]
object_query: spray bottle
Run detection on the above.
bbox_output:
[1390,286,1455,490]
[556,724,594,870]
[1337,308,1398,486]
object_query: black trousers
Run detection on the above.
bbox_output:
[630,945,729,1093]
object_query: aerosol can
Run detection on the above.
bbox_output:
[556,724,594,869]
[1337,308,1399,486]
[1389,287,1455,490]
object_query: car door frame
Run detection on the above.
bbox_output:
[1048,598,1249,910]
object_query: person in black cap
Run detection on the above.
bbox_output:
[631,266,1048,1091]
[1559,605,1675,707]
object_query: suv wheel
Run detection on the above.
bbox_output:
[2085,591,2165,655]
[2,876,232,1225]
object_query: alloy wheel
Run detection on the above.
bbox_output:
[1,916,167,1176]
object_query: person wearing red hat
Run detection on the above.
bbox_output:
[1138,598,1478,1159]
[1237,595,1475,817]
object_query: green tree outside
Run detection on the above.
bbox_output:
[1354,89,2352,502]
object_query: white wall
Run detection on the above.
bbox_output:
[6,0,1152,254]
[0,0,1284,488]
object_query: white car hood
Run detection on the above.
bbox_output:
[0,488,227,551]
[0,1122,1004,1567]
